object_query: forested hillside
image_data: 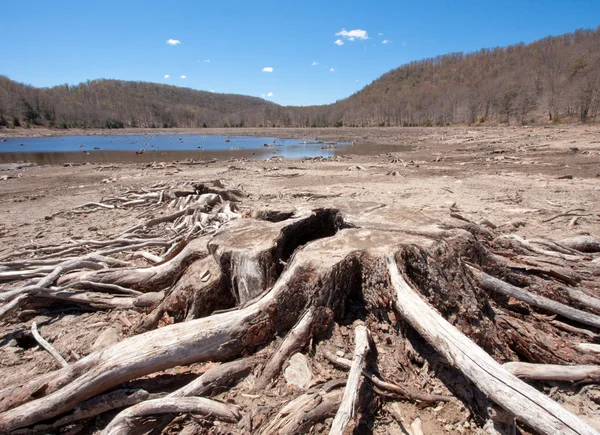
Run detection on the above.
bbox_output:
[0,78,284,129]
[1,26,599,129]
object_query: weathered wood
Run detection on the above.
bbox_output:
[560,236,600,253]
[13,389,151,434]
[58,238,208,292]
[388,255,597,435]
[330,323,370,435]
[255,308,315,390]
[468,265,600,329]
[322,349,452,403]
[504,362,600,382]
[101,397,240,435]
[31,321,69,367]
[258,388,343,435]
[169,357,258,398]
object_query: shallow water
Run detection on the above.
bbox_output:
[0,134,345,164]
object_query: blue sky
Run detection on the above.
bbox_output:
[2,0,599,106]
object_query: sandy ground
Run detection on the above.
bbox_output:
[1,125,599,433]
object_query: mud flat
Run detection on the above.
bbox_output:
[0,126,599,434]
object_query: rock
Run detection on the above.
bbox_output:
[92,328,119,351]
[284,353,313,389]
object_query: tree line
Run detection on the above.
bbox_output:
[1,26,599,130]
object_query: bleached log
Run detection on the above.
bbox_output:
[560,236,600,253]
[499,235,583,261]
[329,323,370,435]
[578,343,600,354]
[503,362,600,382]
[551,320,598,339]
[101,397,240,435]
[388,255,597,435]
[468,265,600,329]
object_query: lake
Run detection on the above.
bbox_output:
[0,134,346,164]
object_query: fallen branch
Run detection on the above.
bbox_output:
[503,362,600,382]
[330,323,370,435]
[31,321,69,367]
[467,265,600,329]
[560,236,600,253]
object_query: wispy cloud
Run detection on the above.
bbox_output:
[267,92,274,97]
[204,59,210,63]
[180,75,186,79]
[329,68,335,72]
[382,39,391,44]
[164,74,170,79]
[334,39,344,46]
[311,61,319,66]
[262,67,274,73]
[166,39,181,45]
[378,32,383,36]
[209,90,215,93]
[402,41,406,47]
[336,28,369,41]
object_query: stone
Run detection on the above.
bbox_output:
[92,328,119,351]
[283,353,313,390]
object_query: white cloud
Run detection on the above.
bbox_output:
[378,32,383,36]
[382,39,391,44]
[267,92,273,97]
[204,59,210,63]
[336,28,369,40]
[262,67,274,72]
[164,74,170,79]
[166,39,181,45]
[329,68,335,72]
[311,61,319,66]
[209,90,215,93]
[334,39,344,46]
[261,93,265,98]
[180,75,186,79]
[356,79,360,82]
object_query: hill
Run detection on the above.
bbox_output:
[1,26,599,129]
[0,78,284,129]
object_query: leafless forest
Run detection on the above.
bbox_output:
[1,27,599,130]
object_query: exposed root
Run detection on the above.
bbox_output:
[1,180,599,434]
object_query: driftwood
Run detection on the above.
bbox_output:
[504,362,600,382]
[330,323,370,435]
[2,180,600,434]
[388,255,597,435]
[31,321,69,367]
[560,236,600,253]
[100,397,240,435]
[468,266,600,329]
